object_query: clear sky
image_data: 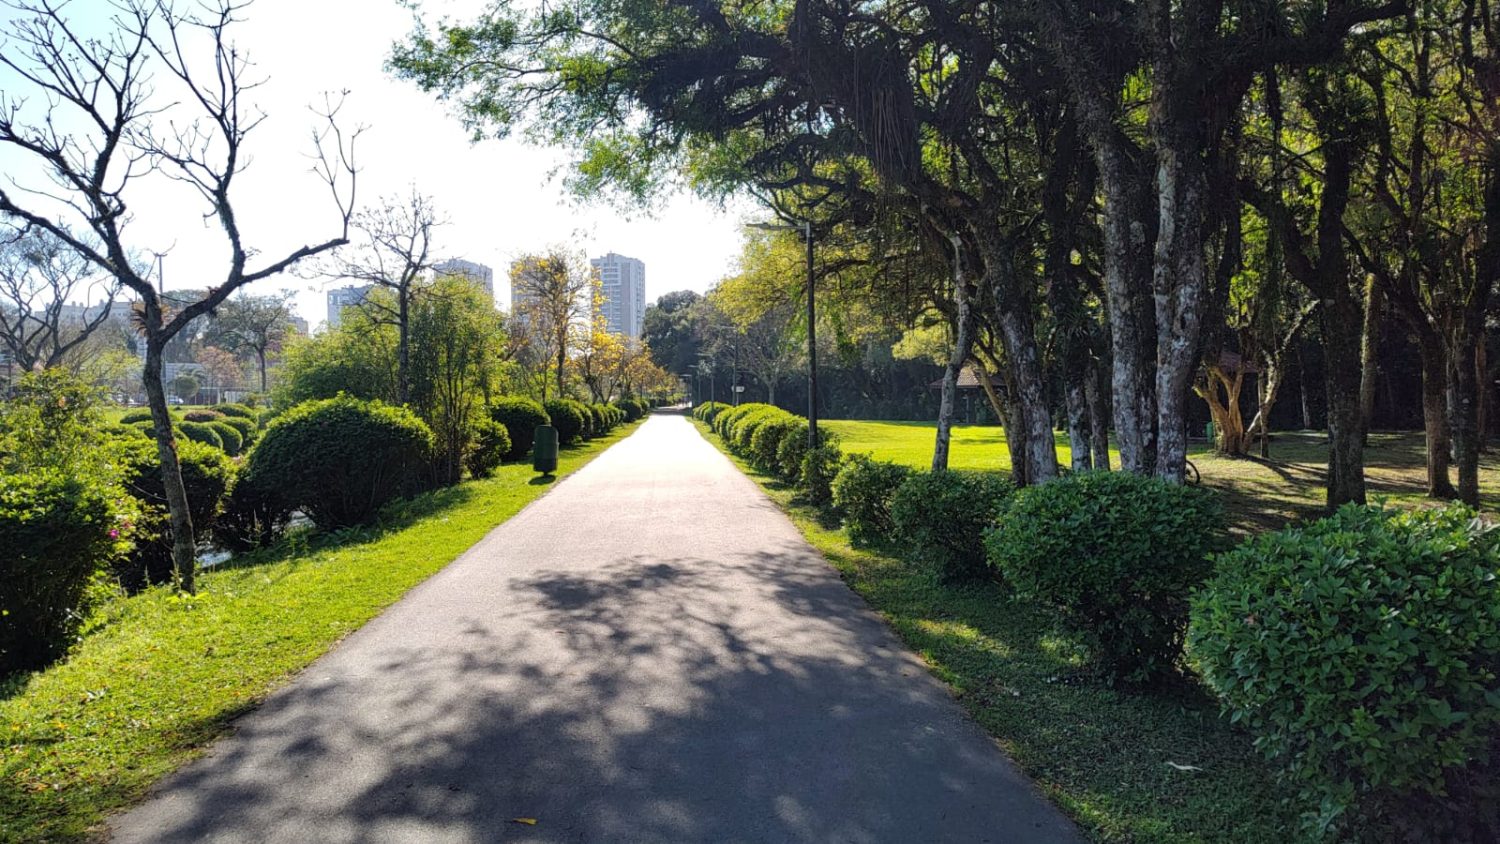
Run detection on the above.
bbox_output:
[0,0,748,326]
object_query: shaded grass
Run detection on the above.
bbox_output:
[696,419,1296,842]
[824,420,1500,532]
[0,422,639,843]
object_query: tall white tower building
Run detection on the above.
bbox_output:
[433,258,495,305]
[589,252,646,340]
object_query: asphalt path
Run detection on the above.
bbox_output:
[109,413,1081,843]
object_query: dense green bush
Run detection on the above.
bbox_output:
[543,399,586,445]
[799,441,843,506]
[691,401,725,423]
[239,396,434,532]
[178,420,223,451]
[1189,504,1500,838]
[832,457,913,547]
[488,397,549,461]
[213,403,257,421]
[464,417,512,480]
[120,410,155,425]
[725,404,780,451]
[748,411,799,471]
[216,414,257,445]
[987,471,1223,684]
[182,409,223,423]
[112,437,236,591]
[613,398,643,422]
[206,420,244,456]
[0,470,131,673]
[891,470,1012,582]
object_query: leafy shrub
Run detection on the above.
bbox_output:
[725,404,779,451]
[488,397,549,461]
[987,471,1223,684]
[749,411,798,471]
[207,420,243,456]
[182,409,224,423]
[692,401,728,423]
[111,437,235,591]
[0,470,132,673]
[239,396,434,531]
[1189,504,1500,838]
[217,414,257,445]
[178,420,223,451]
[799,441,843,506]
[464,417,512,479]
[832,457,913,547]
[214,403,256,421]
[543,399,586,446]
[614,398,643,422]
[890,470,1013,582]
[120,410,155,425]
[214,470,290,552]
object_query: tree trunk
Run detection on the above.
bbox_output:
[1086,358,1111,469]
[143,334,197,593]
[1452,335,1483,505]
[1322,304,1367,508]
[933,236,977,472]
[974,355,1027,486]
[1093,137,1158,474]
[1358,277,1382,441]
[1151,139,1210,483]
[257,347,268,394]
[1065,380,1091,471]
[397,286,411,404]
[1417,335,1457,498]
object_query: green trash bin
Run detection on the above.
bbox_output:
[533,424,558,474]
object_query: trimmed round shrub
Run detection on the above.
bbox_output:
[112,437,236,591]
[799,441,843,506]
[1189,504,1500,838]
[489,397,549,461]
[217,414,257,445]
[692,401,728,423]
[464,417,512,480]
[891,470,1013,583]
[207,420,243,456]
[120,410,155,425]
[0,470,131,672]
[832,456,913,547]
[213,403,256,421]
[543,399,586,446]
[614,398,643,423]
[183,409,224,423]
[240,396,434,531]
[749,411,798,472]
[178,420,223,451]
[987,471,1223,684]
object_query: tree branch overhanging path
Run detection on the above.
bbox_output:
[0,0,361,592]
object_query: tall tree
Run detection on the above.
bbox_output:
[325,190,440,404]
[0,225,123,371]
[202,290,296,392]
[509,249,595,399]
[0,0,358,590]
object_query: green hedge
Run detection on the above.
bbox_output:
[832,457,913,547]
[1189,504,1500,837]
[237,396,435,532]
[987,471,1224,684]
[111,437,236,592]
[178,420,223,452]
[0,470,131,673]
[890,470,1012,582]
[543,399,586,446]
[488,397,549,461]
[464,417,512,480]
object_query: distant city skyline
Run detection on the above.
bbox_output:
[591,253,647,341]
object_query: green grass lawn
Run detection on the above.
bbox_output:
[825,420,1500,532]
[697,419,1294,842]
[0,422,638,843]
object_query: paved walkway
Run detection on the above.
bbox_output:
[110,414,1080,843]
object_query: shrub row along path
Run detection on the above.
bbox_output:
[109,413,1079,843]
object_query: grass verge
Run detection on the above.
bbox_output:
[0,422,639,843]
[694,418,1295,843]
